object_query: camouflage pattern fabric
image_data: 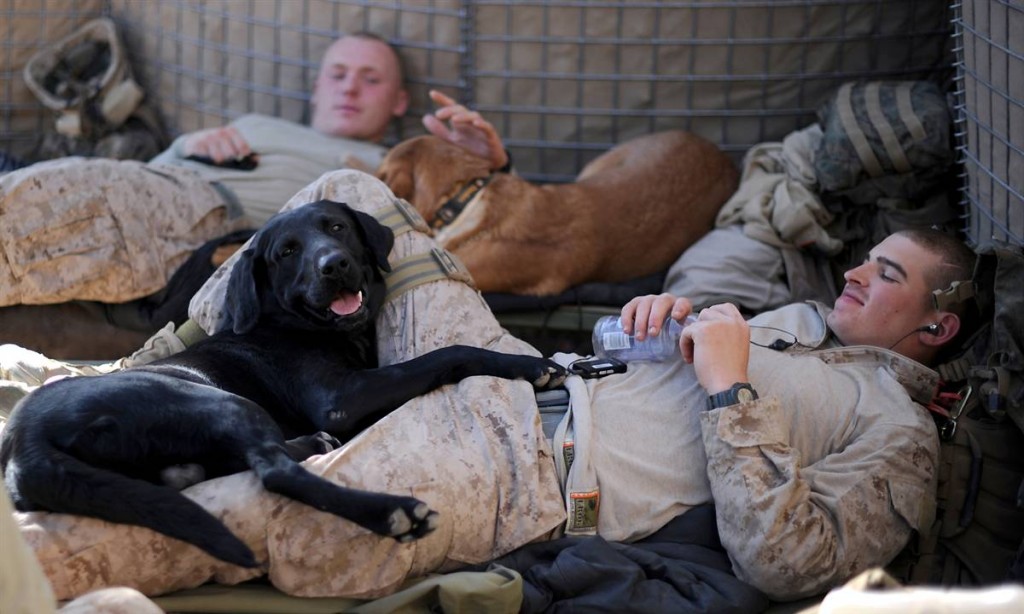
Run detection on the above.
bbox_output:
[702,302,940,600]
[3,477,166,613]
[542,298,940,601]
[814,80,954,206]
[11,170,566,601]
[0,158,248,307]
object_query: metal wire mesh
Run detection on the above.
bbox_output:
[468,0,954,180]
[3,0,955,184]
[104,0,466,148]
[952,0,1024,247]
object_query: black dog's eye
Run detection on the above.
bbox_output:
[329,223,347,233]
[279,243,298,258]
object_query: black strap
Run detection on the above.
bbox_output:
[432,175,492,229]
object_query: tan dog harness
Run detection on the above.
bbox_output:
[375,196,476,303]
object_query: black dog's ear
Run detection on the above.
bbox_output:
[224,248,262,334]
[352,208,394,273]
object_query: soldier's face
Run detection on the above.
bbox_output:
[310,36,408,143]
[827,234,940,354]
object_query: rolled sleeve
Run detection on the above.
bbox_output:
[707,397,788,448]
[700,395,938,601]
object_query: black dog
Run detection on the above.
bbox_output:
[0,199,566,568]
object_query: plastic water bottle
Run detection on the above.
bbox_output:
[592,314,697,362]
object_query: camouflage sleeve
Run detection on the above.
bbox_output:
[699,396,938,601]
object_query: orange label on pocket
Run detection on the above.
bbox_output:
[568,490,599,532]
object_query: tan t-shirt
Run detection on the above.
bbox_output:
[150,114,389,225]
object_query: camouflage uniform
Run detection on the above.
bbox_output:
[11,170,566,601]
[0,158,247,307]
[6,172,939,602]
[0,114,387,308]
[553,301,940,601]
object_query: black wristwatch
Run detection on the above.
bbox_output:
[706,382,759,411]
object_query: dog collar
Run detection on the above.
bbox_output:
[432,175,492,230]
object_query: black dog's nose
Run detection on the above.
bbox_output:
[317,252,350,279]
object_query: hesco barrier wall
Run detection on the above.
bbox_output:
[3,0,955,183]
[953,0,1023,247]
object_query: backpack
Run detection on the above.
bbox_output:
[814,80,955,207]
[890,240,1024,585]
[22,17,167,163]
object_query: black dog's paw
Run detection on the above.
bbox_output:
[490,355,568,389]
[384,498,440,542]
[527,358,568,390]
[160,463,207,490]
[284,432,343,461]
[308,431,342,453]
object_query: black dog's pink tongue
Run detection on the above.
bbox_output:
[330,290,363,316]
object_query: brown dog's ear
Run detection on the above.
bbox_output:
[224,248,262,334]
[378,162,414,203]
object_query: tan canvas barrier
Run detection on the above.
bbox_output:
[2,1,953,182]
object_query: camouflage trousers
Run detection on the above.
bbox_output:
[0,158,248,307]
[2,480,163,614]
[11,170,566,601]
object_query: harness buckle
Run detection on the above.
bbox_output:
[392,197,428,229]
[939,384,973,441]
[430,247,474,285]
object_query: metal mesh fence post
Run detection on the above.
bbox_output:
[952,0,1024,247]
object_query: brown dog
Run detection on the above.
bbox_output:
[378,132,739,295]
